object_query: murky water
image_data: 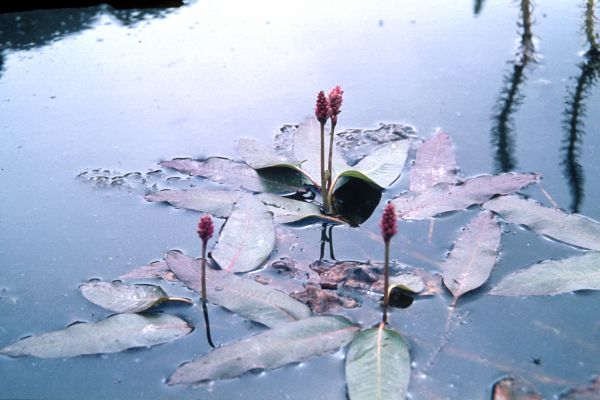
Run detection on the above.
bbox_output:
[1,1,599,399]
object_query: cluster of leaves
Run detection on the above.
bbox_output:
[4,117,600,399]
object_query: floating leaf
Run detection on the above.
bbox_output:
[254,193,343,224]
[212,195,275,273]
[238,138,302,171]
[168,315,358,385]
[492,376,542,400]
[80,281,191,313]
[490,252,600,296]
[166,251,310,327]
[345,324,411,400]
[145,188,243,218]
[442,211,500,300]
[160,157,303,194]
[483,195,600,251]
[118,260,171,280]
[560,376,600,399]
[0,313,192,358]
[409,130,458,192]
[392,173,540,220]
[290,284,359,313]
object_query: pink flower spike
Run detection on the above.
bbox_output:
[328,85,344,124]
[380,202,397,242]
[315,91,331,123]
[197,214,214,242]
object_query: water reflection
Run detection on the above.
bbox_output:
[473,0,486,17]
[562,0,600,212]
[490,0,537,173]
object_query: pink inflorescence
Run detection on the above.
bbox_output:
[328,86,344,124]
[380,202,397,242]
[197,214,214,242]
[315,91,331,123]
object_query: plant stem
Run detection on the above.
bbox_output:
[382,239,390,324]
[201,239,207,303]
[326,121,337,211]
[320,121,330,214]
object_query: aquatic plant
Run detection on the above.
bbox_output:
[197,214,214,303]
[380,201,397,324]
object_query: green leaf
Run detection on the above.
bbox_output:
[238,138,300,170]
[442,211,501,300]
[168,315,358,385]
[490,252,600,296]
[392,173,540,220]
[80,281,191,313]
[0,314,192,358]
[483,195,600,251]
[212,195,275,273]
[160,157,304,194]
[345,324,411,400]
[165,251,310,327]
[254,193,343,224]
[145,188,243,218]
[409,130,458,192]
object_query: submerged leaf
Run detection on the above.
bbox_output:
[392,173,540,220]
[560,376,600,399]
[168,315,358,385]
[490,252,600,296]
[409,130,458,192]
[492,376,542,400]
[255,193,343,224]
[442,211,501,300]
[165,251,310,327]
[80,281,191,313]
[212,195,275,273]
[345,324,411,400]
[145,188,243,218]
[0,314,192,358]
[160,157,303,194]
[483,195,600,251]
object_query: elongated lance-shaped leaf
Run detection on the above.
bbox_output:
[255,193,343,224]
[345,324,411,400]
[392,173,540,220]
[145,188,244,218]
[165,251,311,327]
[211,195,275,273]
[490,252,600,296]
[409,130,458,192]
[160,157,304,194]
[483,195,600,251]
[0,314,192,358]
[442,211,501,300]
[168,315,358,385]
[80,281,191,313]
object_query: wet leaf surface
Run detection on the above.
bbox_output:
[80,281,191,313]
[118,260,172,280]
[490,252,600,296]
[0,314,192,358]
[345,324,411,400]
[392,173,540,220]
[145,188,243,218]
[168,315,358,385]
[290,284,359,313]
[165,251,311,327]
[442,211,501,300]
[409,130,458,192]
[238,138,300,170]
[212,195,275,273]
[492,376,543,400]
[255,193,343,224]
[160,157,304,193]
[560,376,600,399]
[484,195,600,251]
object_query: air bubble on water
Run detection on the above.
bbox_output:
[215,287,224,291]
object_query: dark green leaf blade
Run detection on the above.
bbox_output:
[442,211,501,300]
[392,173,540,220]
[145,188,243,218]
[0,314,192,358]
[345,324,411,400]
[212,195,275,273]
[255,193,343,224]
[483,195,600,251]
[490,252,600,296]
[168,315,358,385]
[166,251,311,327]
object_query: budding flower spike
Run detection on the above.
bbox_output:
[315,90,331,124]
[328,85,344,126]
[316,90,331,213]
[197,214,214,303]
[380,202,397,324]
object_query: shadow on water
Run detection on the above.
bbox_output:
[490,0,537,173]
[473,0,486,17]
[562,0,600,212]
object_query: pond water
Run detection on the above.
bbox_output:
[1,0,599,399]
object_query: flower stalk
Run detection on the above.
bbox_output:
[380,202,397,324]
[197,214,214,303]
